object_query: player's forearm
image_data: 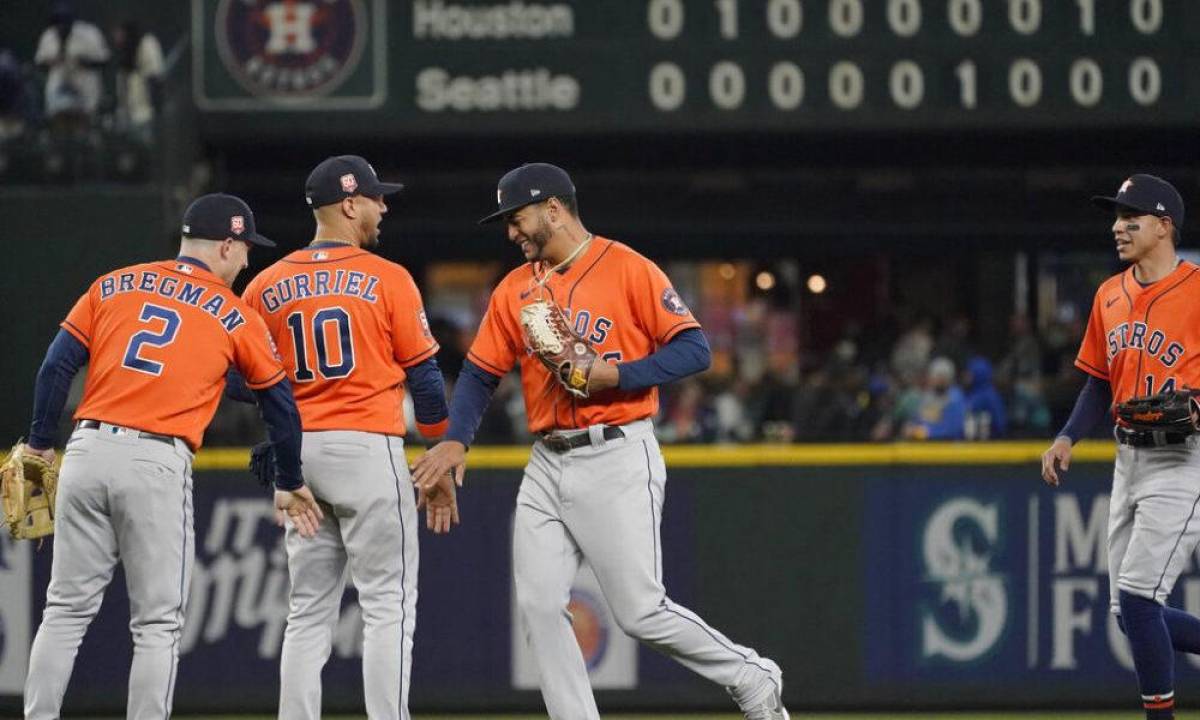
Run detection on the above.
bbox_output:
[616,327,711,392]
[29,329,88,449]
[254,379,304,491]
[406,356,449,437]
[444,360,501,448]
[1057,374,1113,444]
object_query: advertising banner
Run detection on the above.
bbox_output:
[863,468,1200,700]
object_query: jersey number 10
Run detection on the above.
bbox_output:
[286,307,355,381]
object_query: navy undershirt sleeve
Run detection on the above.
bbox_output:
[253,379,304,491]
[445,360,502,448]
[406,356,449,425]
[1057,374,1113,444]
[29,329,89,449]
[224,369,257,404]
[616,327,712,392]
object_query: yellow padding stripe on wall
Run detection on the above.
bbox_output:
[193,440,1116,472]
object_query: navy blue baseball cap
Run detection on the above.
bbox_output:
[305,155,404,208]
[181,193,274,247]
[1092,173,1185,229]
[478,163,576,224]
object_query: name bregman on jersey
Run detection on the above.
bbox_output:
[99,269,246,333]
[1107,321,1185,367]
[256,270,380,313]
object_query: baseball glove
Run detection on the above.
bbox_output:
[1115,390,1200,433]
[1,441,59,540]
[520,300,598,398]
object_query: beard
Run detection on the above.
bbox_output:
[362,218,381,249]
[518,219,552,260]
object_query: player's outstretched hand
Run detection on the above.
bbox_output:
[1041,436,1073,487]
[417,479,460,534]
[275,485,324,538]
[411,440,466,492]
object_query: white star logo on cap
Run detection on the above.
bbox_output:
[497,189,503,205]
[1119,179,1134,195]
[530,188,541,197]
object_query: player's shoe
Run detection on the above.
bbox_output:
[729,658,790,720]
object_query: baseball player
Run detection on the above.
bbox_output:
[242,155,452,720]
[413,163,788,720]
[21,193,322,720]
[1042,174,1200,720]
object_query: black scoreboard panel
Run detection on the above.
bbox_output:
[196,0,1200,137]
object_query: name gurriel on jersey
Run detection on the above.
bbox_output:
[257,269,381,313]
[1106,320,1185,367]
[99,269,247,333]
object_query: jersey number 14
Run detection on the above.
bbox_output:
[286,307,355,381]
[1145,375,1177,396]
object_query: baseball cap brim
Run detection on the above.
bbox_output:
[247,232,276,248]
[370,181,404,197]
[1091,195,1163,216]
[478,198,538,225]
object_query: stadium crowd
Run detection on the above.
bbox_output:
[0,2,164,182]
[200,298,1092,447]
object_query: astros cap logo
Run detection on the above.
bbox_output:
[231,215,245,234]
[340,173,358,193]
[1119,178,1134,196]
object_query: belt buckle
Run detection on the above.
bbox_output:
[541,433,571,454]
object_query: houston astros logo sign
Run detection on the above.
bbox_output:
[215,0,367,99]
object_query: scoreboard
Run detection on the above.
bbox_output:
[194,0,1200,136]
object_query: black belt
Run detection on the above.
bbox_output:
[540,426,625,454]
[1116,425,1191,448]
[76,419,177,447]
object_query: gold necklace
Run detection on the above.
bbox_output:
[530,233,593,291]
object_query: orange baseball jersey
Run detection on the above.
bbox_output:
[1076,261,1200,403]
[62,259,286,450]
[242,244,439,436]
[467,237,700,432]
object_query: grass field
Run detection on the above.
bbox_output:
[149,714,1200,720]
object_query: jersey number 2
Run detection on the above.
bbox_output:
[121,303,181,376]
[286,308,355,381]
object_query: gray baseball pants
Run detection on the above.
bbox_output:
[278,431,418,720]
[512,419,776,720]
[25,424,194,720]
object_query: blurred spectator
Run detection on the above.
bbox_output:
[712,377,755,443]
[890,315,935,386]
[902,357,967,440]
[963,356,1007,439]
[934,313,973,370]
[0,48,29,140]
[659,378,716,443]
[34,1,109,136]
[111,20,163,145]
[997,313,1052,436]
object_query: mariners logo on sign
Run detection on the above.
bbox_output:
[215,0,368,99]
[920,497,1008,663]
